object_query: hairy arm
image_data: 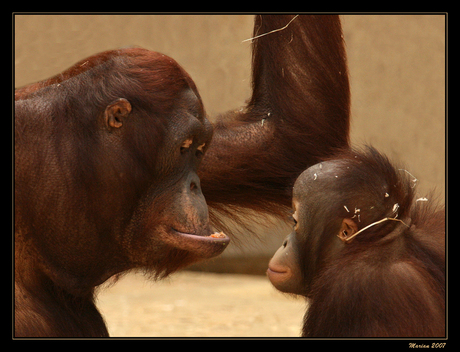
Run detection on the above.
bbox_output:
[199,15,350,225]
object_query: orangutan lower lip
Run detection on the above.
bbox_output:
[167,228,230,256]
[172,229,229,241]
[266,266,290,285]
[267,260,290,276]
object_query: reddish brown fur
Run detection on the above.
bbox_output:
[199,15,350,233]
[15,15,352,337]
[15,47,213,337]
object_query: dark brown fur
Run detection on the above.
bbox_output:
[294,148,445,337]
[199,15,350,232]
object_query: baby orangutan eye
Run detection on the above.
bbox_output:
[288,215,298,229]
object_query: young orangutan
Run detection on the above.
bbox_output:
[267,147,445,337]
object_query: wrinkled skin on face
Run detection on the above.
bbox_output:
[121,88,230,278]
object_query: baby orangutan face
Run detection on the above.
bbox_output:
[267,161,359,296]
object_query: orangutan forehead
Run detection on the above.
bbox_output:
[294,161,345,193]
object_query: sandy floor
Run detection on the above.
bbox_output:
[97,271,306,337]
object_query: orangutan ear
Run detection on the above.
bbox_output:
[337,218,358,243]
[104,98,132,130]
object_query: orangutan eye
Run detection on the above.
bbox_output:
[282,238,288,248]
[180,138,193,154]
[289,215,298,227]
[197,143,205,152]
[195,143,206,158]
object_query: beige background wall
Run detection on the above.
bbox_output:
[15,14,446,269]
